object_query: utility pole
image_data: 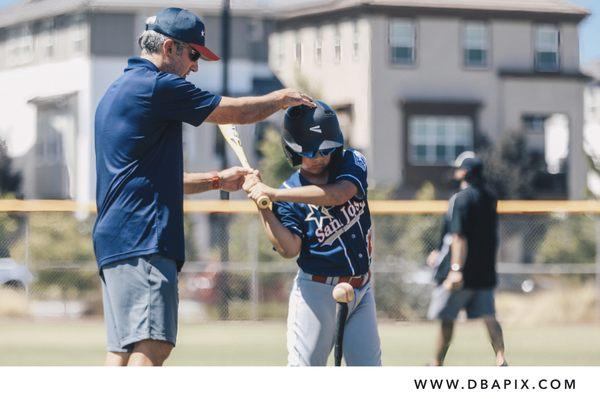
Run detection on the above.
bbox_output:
[215,0,232,320]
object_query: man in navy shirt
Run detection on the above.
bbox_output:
[243,101,381,366]
[94,7,314,366]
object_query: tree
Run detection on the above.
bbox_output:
[0,139,23,258]
[478,132,544,199]
[257,127,295,187]
[0,139,20,196]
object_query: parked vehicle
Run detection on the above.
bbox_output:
[0,258,33,293]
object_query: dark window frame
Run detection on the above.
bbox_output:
[401,101,482,187]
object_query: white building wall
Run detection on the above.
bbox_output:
[584,82,600,196]
[0,57,91,200]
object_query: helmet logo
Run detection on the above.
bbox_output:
[309,125,322,134]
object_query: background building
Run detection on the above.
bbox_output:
[0,0,592,202]
[270,0,590,198]
[0,0,285,202]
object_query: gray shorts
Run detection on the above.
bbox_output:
[100,254,178,352]
[427,286,495,321]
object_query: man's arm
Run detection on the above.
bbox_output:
[443,233,467,290]
[183,172,220,194]
[246,178,358,207]
[205,89,315,125]
[257,208,302,259]
[183,166,254,194]
[450,233,467,268]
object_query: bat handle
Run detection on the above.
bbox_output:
[334,302,349,366]
[256,195,271,209]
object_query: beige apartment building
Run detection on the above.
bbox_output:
[269,0,590,198]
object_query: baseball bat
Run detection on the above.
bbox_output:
[217,124,271,209]
[334,302,349,366]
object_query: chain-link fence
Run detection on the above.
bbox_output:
[1,202,599,322]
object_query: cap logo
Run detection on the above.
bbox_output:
[201,30,205,37]
[309,125,322,133]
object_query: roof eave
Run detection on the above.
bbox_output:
[277,3,590,24]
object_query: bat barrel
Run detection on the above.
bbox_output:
[334,302,349,366]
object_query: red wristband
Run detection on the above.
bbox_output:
[209,172,221,190]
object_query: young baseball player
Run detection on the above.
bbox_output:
[243,101,381,366]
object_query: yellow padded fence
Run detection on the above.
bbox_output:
[0,200,599,214]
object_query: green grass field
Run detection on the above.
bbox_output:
[1,319,599,366]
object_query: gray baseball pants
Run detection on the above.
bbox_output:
[286,270,382,366]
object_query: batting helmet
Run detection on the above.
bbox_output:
[282,100,344,167]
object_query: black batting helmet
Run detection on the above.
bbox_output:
[282,100,344,167]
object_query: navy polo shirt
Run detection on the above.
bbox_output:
[93,57,221,269]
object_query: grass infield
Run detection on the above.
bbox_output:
[0,320,599,366]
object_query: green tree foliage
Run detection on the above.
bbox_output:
[257,127,295,188]
[0,139,20,195]
[373,182,444,320]
[479,132,544,199]
[0,139,23,258]
[536,215,595,264]
[375,181,441,262]
[16,214,95,264]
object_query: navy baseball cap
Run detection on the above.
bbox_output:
[146,7,220,61]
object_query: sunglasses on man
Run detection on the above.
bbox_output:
[174,40,201,62]
[187,47,201,62]
[298,147,337,158]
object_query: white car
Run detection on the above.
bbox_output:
[0,258,33,292]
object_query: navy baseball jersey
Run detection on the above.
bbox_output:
[273,149,373,277]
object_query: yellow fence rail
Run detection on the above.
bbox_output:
[0,200,599,214]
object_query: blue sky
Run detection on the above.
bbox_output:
[0,0,598,63]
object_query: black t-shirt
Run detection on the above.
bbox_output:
[449,184,498,288]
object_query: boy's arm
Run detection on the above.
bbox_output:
[247,179,358,207]
[257,208,302,258]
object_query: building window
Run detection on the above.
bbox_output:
[535,24,559,71]
[334,27,341,64]
[315,30,322,65]
[522,114,548,134]
[522,113,569,174]
[463,21,488,67]
[71,13,87,54]
[352,21,359,61]
[8,24,34,66]
[389,19,415,65]
[38,19,55,58]
[409,115,473,165]
[275,34,284,69]
[295,35,302,66]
